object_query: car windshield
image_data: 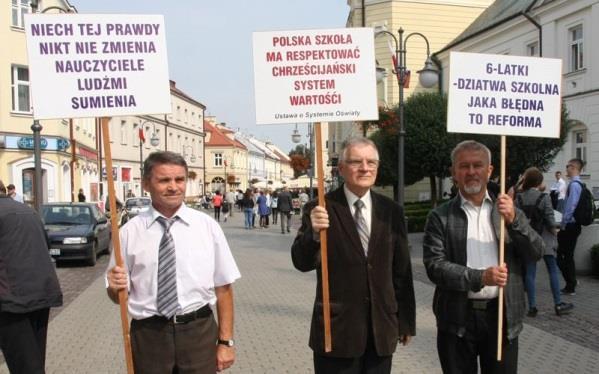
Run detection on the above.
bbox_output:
[42,206,92,225]
[126,198,151,208]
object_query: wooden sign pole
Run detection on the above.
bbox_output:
[314,122,332,352]
[497,135,506,361]
[101,117,135,374]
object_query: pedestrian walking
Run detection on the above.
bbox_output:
[277,186,293,234]
[271,191,279,224]
[514,167,573,317]
[252,189,259,228]
[106,151,240,373]
[257,191,269,228]
[241,189,255,229]
[550,171,567,212]
[225,190,236,217]
[78,188,86,202]
[291,137,415,374]
[557,158,586,295]
[0,180,63,373]
[213,190,223,222]
[423,140,543,374]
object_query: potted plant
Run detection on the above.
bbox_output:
[591,244,599,277]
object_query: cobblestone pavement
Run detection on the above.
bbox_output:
[1,212,597,373]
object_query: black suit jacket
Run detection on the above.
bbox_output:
[291,186,415,358]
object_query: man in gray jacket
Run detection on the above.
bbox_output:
[0,180,63,373]
[423,141,543,374]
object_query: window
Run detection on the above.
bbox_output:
[11,65,30,113]
[133,124,139,147]
[573,129,587,162]
[570,25,583,72]
[527,42,538,57]
[214,153,223,167]
[11,0,29,28]
[120,121,127,145]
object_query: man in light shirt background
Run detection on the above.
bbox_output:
[6,184,24,203]
[107,151,240,373]
[550,171,567,212]
[423,140,543,374]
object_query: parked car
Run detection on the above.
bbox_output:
[42,203,111,266]
[121,197,152,225]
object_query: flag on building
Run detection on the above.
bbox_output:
[139,128,145,143]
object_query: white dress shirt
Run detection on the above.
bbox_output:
[106,203,241,319]
[550,178,567,200]
[460,192,498,299]
[344,185,372,237]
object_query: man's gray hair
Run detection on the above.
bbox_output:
[451,140,492,165]
[143,151,188,180]
[339,137,379,162]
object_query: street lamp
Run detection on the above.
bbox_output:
[291,123,314,199]
[139,121,160,179]
[375,27,438,205]
[29,0,71,211]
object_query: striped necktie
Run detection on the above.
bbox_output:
[353,199,369,255]
[156,216,178,318]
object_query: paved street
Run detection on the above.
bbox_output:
[2,210,598,373]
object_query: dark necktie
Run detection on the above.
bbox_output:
[156,216,178,318]
[353,199,369,255]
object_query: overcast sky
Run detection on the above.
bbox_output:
[71,0,350,153]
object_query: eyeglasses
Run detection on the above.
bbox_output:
[566,164,574,169]
[344,159,380,169]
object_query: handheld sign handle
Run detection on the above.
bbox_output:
[102,117,135,374]
[315,122,332,352]
[497,135,506,361]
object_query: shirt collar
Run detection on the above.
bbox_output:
[343,184,372,210]
[144,203,191,228]
[459,190,493,209]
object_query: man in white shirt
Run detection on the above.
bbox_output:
[107,151,241,373]
[550,171,567,212]
[6,184,24,203]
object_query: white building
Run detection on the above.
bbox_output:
[436,0,599,194]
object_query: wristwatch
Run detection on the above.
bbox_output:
[217,339,235,347]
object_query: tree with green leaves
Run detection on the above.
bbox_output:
[369,93,570,204]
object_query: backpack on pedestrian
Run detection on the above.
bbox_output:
[569,180,594,226]
[515,193,545,235]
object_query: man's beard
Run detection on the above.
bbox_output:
[463,182,482,195]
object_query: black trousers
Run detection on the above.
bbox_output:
[0,308,50,374]
[437,300,518,374]
[130,311,218,374]
[213,206,221,221]
[557,223,581,291]
[313,324,392,374]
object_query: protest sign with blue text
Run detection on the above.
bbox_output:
[447,51,562,138]
[24,14,171,120]
[252,27,378,124]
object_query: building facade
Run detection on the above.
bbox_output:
[0,0,83,205]
[334,0,492,199]
[435,0,599,194]
[204,121,248,193]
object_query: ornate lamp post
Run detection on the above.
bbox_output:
[139,120,160,178]
[375,27,438,205]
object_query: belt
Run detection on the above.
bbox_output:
[468,298,498,311]
[147,304,212,324]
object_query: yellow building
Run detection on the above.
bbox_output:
[204,121,248,193]
[0,0,84,205]
[330,0,493,199]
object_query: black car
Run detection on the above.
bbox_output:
[42,203,111,266]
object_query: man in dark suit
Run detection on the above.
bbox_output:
[423,140,544,374]
[277,186,293,234]
[291,137,415,374]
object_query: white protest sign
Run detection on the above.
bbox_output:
[447,51,562,138]
[24,14,171,120]
[252,28,378,124]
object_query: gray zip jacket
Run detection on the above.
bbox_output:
[423,196,543,340]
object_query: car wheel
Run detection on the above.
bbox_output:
[86,241,97,267]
